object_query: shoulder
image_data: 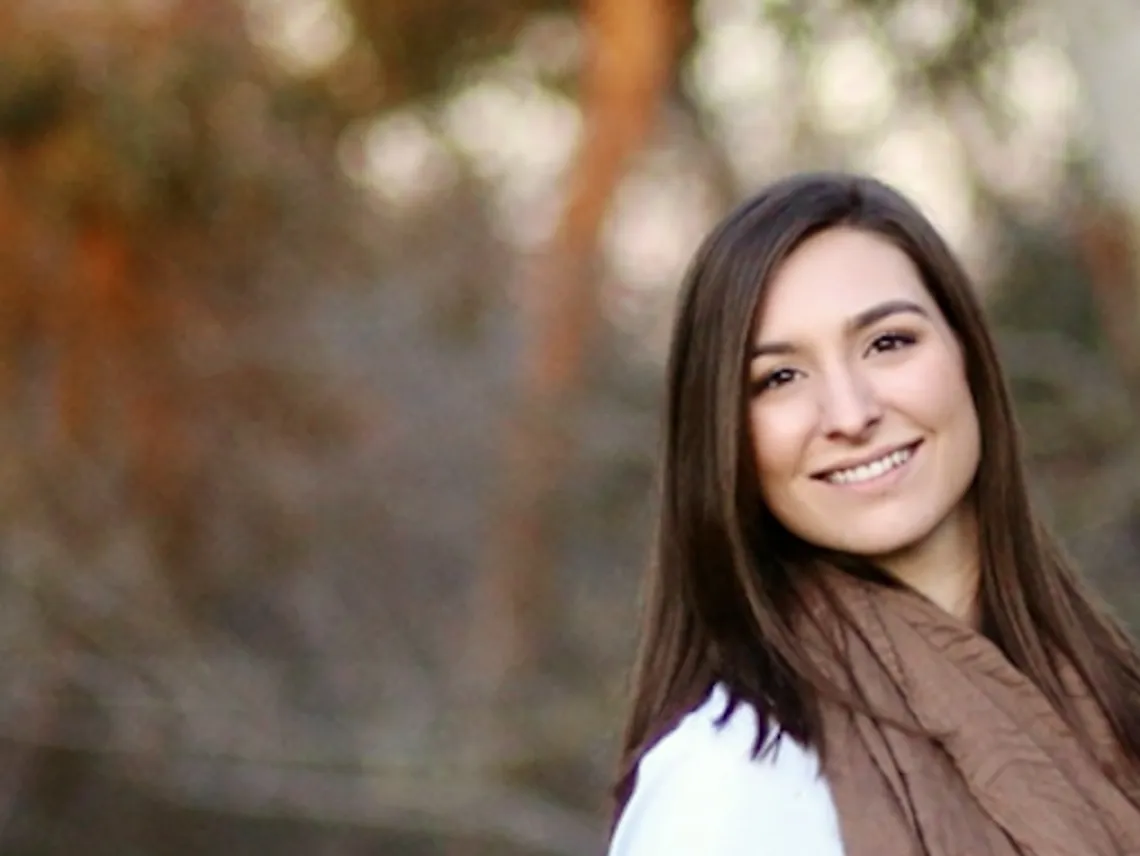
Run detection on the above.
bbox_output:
[608,685,844,856]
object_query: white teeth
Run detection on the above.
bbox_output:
[826,447,913,485]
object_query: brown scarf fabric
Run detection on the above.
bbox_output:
[798,572,1140,856]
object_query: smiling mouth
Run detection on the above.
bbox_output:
[813,441,923,486]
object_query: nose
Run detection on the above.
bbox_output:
[819,365,882,441]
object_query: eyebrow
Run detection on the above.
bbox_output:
[749,299,929,358]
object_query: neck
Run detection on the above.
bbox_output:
[876,503,980,625]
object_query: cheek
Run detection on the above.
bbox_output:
[898,348,982,475]
[748,399,813,487]
[890,345,973,426]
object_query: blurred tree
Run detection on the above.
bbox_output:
[469,0,684,733]
[0,0,357,599]
[281,0,578,131]
[0,4,364,810]
[1052,0,1140,397]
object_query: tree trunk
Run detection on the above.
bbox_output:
[470,0,681,729]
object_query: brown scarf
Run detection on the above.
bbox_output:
[798,572,1140,856]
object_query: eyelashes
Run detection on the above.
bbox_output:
[867,331,916,354]
[751,367,800,394]
[749,330,919,395]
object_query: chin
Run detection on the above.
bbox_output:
[801,518,938,562]
[834,534,921,561]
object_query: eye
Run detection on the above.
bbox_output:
[867,331,917,355]
[751,367,801,395]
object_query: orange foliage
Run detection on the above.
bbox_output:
[1071,198,1140,388]
[0,1,350,609]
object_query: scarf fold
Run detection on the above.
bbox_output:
[798,573,1140,856]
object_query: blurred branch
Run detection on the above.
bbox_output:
[470,0,682,723]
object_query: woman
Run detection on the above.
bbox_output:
[608,171,1140,856]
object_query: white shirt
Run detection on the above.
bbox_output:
[609,684,845,856]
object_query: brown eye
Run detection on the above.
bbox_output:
[751,367,800,395]
[867,332,916,354]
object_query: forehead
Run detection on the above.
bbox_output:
[755,227,932,336]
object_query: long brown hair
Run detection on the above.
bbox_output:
[613,171,1140,823]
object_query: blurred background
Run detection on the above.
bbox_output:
[0,0,1137,853]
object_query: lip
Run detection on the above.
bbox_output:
[811,440,923,481]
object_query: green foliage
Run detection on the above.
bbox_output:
[989,222,1101,346]
[0,37,285,228]
[0,37,71,142]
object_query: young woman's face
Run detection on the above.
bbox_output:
[748,226,980,565]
